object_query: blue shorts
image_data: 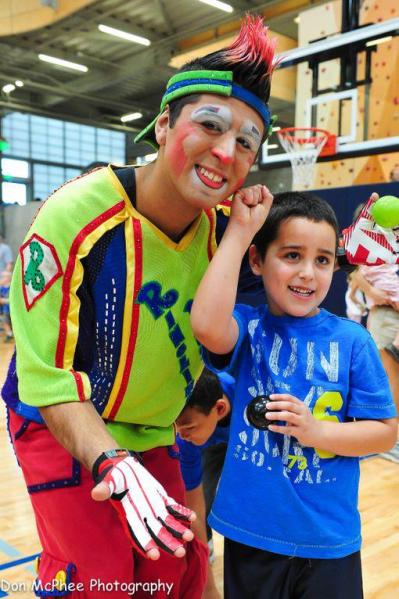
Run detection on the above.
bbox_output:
[224,538,363,599]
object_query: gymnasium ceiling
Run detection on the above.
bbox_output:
[0,0,312,146]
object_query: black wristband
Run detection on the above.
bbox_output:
[92,449,135,483]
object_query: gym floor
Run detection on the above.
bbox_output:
[0,339,397,598]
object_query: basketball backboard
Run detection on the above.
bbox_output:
[260,1,399,189]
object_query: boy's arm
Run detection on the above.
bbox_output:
[186,484,208,544]
[265,394,397,455]
[191,185,273,354]
[186,485,221,599]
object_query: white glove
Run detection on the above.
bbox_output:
[92,449,194,558]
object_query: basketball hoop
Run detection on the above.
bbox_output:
[277,127,335,190]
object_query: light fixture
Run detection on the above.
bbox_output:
[121,112,143,123]
[98,24,151,46]
[15,80,24,87]
[272,126,281,132]
[264,144,279,150]
[2,84,16,94]
[38,54,88,72]
[198,0,233,14]
[294,16,300,25]
[366,35,392,47]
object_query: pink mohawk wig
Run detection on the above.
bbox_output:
[224,15,278,77]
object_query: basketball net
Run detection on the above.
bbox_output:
[277,128,330,191]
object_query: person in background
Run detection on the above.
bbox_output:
[345,269,367,324]
[176,367,233,599]
[0,234,13,273]
[350,266,399,462]
[0,269,13,341]
[348,202,399,462]
[389,166,399,183]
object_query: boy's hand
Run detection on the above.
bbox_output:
[265,394,321,447]
[229,184,273,242]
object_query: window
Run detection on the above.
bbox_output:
[1,112,126,201]
[2,182,27,205]
[1,158,29,178]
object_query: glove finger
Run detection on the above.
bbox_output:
[145,518,185,556]
[164,496,194,522]
[161,514,194,541]
[118,493,158,555]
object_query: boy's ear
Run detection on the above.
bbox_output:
[155,107,170,147]
[249,244,263,276]
[215,396,230,420]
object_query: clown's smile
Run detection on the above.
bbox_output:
[195,165,227,189]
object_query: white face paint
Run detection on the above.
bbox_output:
[239,120,262,152]
[190,104,233,133]
[190,104,262,155]
[162,95,263,210]
[190,104,262,153]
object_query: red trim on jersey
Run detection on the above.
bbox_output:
[219,199,232,208]
[55,201,126,368]
[70,370,86,402]
[107,218,143,420]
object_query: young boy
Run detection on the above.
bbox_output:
[191,191,398,599]
[176,367,233,599]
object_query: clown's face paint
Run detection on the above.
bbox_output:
[162,94,264,210]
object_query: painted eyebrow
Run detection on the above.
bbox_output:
[240,123,262,142]
[280,245,335,257]
[192,105,232,120]
[193,105,222,114]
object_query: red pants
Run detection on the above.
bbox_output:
[9,410,208,598]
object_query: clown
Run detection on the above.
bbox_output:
[3,16,276,599]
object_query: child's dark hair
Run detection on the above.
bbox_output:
[169,16,277,130]
[253,191,340,259]
[185,368,223,415]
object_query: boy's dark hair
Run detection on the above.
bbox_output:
[185,367,223,415]
[253,191,340,259]
[169,16,276,130]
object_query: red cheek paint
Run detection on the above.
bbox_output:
[233,178,246,194]
[247,154,256,167]
[169,124,195,177]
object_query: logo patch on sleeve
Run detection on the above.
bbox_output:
[20,234,63,310]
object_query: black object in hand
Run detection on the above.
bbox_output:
[246,395,270,430]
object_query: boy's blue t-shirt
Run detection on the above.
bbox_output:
[206,305,396,559]
[177,373,234,491]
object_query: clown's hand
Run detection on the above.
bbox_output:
[342,193,399,265]
[92,449,195,560]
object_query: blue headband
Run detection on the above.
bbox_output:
[135,70,272,147]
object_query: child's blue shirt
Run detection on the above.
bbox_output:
[206,305,396,559]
